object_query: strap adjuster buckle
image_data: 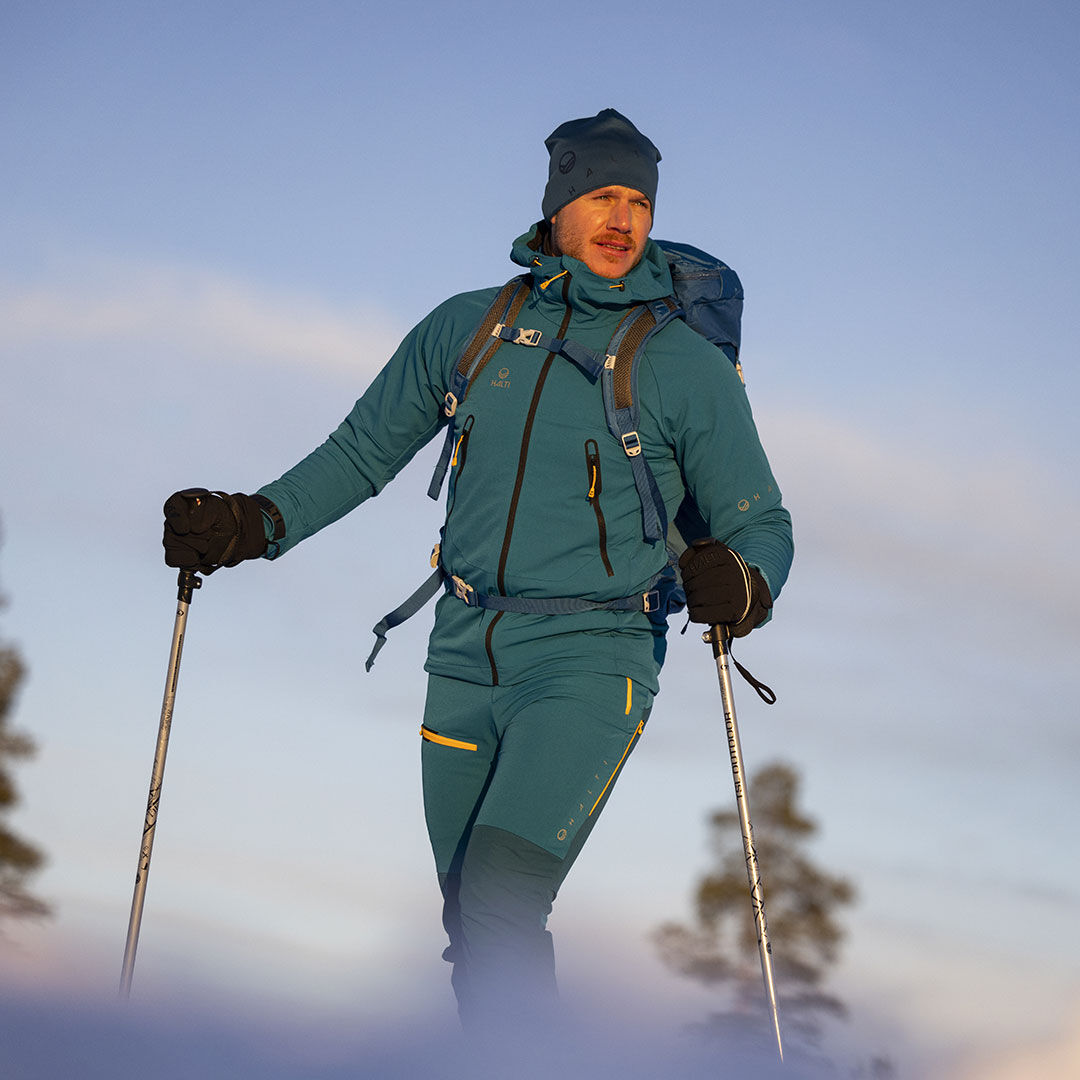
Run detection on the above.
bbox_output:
[444,392,458,418]
[451,575,475,604]
[512,328,543,347]
[642,589,661,613]
[621,431,642,458]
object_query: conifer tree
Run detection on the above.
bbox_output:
[655,762,854,1051]
[0,528,49,925]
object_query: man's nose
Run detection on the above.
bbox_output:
[606,199,632,232]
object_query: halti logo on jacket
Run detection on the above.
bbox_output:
[738,486,774,511]
[490,367,511,390]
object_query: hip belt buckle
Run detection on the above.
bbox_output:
[451,575,476,605]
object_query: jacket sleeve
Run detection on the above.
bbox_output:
[644,326,794,601]
[254,293,489,558]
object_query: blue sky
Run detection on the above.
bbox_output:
[2,2,1079,1077]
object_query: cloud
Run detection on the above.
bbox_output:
[763,404,1080,648]
[0,253,406,377]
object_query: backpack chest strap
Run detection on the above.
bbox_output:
[490,324,606,380]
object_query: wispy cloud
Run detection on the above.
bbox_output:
[765,405,1080,646]
[0,254,406,376]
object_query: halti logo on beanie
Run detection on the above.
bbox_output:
[559,151,576,175]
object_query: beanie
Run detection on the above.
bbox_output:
[542,108,661,221]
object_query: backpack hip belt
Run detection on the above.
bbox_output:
[365,544,676,671]
[446,567,671,616]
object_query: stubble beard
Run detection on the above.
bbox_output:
[550,222,641,278]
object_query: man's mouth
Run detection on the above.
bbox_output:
[594,234,633,256]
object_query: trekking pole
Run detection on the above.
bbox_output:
[119,568,201,997]
[704,623,784,1063]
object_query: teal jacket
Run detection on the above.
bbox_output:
[258,225,793,692]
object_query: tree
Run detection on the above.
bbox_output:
[655,762,855,1054]
[0,529,49,925]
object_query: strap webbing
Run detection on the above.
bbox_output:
[599,297,681,544]
[427,277,532,501]
[365,567,444,671]
[457,276,531,381]
[491,326,605,380]
[449,576,668,615]
[366,563,677,670]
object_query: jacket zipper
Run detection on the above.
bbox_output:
[485,275,574,685]
[584,439,615,577]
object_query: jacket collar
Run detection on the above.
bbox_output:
[511,222,673,315]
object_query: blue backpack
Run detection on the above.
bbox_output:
[366,241,744,669]
[607,240,744,552]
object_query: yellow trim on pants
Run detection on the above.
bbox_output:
[420,725,478,752]
[590,715,644,816]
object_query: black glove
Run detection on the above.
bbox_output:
[163,489,269,572]
[678,538,773,638]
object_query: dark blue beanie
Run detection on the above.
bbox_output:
[542,108,661,221]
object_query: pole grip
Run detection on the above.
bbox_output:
[177,568,201,604]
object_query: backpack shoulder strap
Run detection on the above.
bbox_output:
[427,275,531,500]
[445,275,531,416]
[600,296,680,543]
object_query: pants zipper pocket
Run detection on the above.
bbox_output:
[420,725,478,751]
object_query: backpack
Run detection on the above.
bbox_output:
[655,241,744,556]
[366,241,744,670]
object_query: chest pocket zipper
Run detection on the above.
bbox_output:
[446,414,475,519]
[585,439,615,577]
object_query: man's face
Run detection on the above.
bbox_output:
[550,185,653,278]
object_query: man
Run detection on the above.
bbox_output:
[163,109,793,1033]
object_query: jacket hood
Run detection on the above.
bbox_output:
[510,222,674,314]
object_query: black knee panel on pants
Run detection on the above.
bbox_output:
[443,825,564,1029]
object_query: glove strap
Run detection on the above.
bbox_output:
[212,491,244,566]
[252,494,286,540]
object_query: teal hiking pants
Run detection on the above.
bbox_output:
[420,669,653,1031]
